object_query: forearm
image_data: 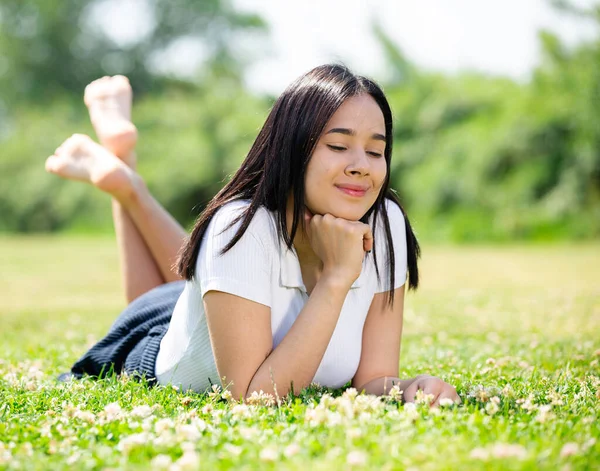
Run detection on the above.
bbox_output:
[357,376,420,399]
[119,171,188,282]
[246,276,350,399]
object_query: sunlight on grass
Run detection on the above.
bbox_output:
[0,236,598,470]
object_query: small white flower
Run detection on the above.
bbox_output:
[103,402,122,421]
[491,443,527,459]
[259,446,278,462]
[223,444,242,456]
[560,443,579,458]
[131,405,153,419]
[283,443,300,458]
[151,454,172,469]
[485,401,499,415]
[246,390,276,407]
[414,390,435,406]
[346,450,367,466]
[439,397,455,407]
[176,424,202,441]
[470,447,489,460]
[117,433,148,454]
[174,450,200,470]
[155,418,175,434]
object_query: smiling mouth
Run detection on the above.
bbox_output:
[336,186,368,197]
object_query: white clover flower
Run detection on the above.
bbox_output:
[319,393,335,408]
[150,454,172,469]
[231,404,253,420]
[131,405,153,419]
[173,450,200,470]
[470,447,489,460]
[387,384,404,402]
[347,427,363,439]
[74,410,96,423]
[491,443,527,459]
[223,444,243,457]
[546,391,564,406]
[221,390,233,402]
[208,384,222,400]
[346,450,367,466]
[326,410,343,427]
[438,397,455,407]
[155,418,175,434]
[20,443,33,457]
[246,390,276,407]
[560,443,579,458]
[414,390,435,406]
[102,402,122,421]
[117,433,149,454]
[283,443,300,458]
[519,396,537,412]
[485,401,499,415]
[259,446,279,462]
[304,407,327,427]
[343,388,359,400]
[176,424,202,442]
[65,452,80,465]
[535,404,554,423]
[238,426,258,440]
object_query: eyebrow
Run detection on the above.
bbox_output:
[325,127,386,142]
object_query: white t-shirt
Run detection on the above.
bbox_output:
[155,198,407,393]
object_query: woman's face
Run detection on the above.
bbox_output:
[304,94,387,221]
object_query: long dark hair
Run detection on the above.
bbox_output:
[177,64,420,305]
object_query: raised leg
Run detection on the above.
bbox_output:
[45,133,188,302]
[83,76,168,302]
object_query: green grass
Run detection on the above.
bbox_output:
[0,236,598,470]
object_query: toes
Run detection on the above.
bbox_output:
[45,155,60,172]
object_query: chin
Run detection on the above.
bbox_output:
[311,203,370,221]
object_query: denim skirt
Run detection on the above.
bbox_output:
[67,280,186,384]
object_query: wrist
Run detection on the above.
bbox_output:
[318,271,353,293]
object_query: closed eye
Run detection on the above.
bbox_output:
[327,144,346,152]
[368,151,383,158]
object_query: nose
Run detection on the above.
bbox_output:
[345,149,370,176]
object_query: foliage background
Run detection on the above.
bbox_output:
[0,0,599,241]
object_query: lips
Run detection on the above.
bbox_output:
[335,184,368,197]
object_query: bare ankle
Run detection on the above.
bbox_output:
[116,170,146,209]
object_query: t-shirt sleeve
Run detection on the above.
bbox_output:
[197,204,273,307]
[374,199,408,293]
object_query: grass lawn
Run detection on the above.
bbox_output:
[0,236,598,470]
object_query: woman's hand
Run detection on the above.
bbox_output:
[402,375,461,408]
[304,208,373,287]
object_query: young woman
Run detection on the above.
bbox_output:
[45,64,460,407]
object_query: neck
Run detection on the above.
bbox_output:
[286,195,322,270]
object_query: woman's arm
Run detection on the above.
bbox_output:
[351,286,460,405]
[205,275,352,401]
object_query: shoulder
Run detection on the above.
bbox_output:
[370,198,406,240]
[208,199,277,249]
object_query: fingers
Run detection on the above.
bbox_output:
[362,225,374,252]
[431,392,461,408]
[402,381,419,403]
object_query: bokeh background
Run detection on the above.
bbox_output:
[1,0,599,242]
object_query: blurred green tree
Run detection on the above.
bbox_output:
[376,2,600,241]
[0,0,265,104]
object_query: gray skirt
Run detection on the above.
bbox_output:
[67,280,186,384]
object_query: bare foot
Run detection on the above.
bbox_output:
[45,134,134,200]
[84,75,138,166]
